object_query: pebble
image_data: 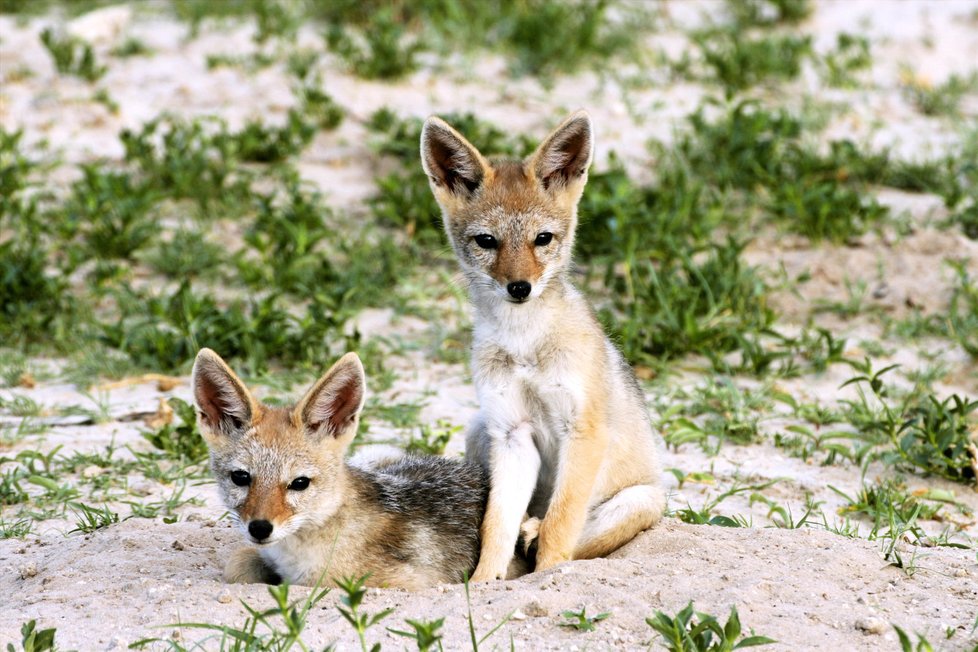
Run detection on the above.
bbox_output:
[523,600,548,617]
[217,590,232,604]
[171,540,185,551]
[511,609,527,621]
[18,563,37,579]
[82,464,102,478]
[855,617,886,634]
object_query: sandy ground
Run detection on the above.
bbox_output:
[2,1,978,650]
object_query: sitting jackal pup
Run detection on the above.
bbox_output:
[193,348,491,589]
[421,111,666,581]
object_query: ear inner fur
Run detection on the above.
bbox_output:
[531,111,594,190]
[295,353,366,440]
[191,349,256,438]
[421,118,489,196]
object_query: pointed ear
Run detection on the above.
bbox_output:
[192,349,257,441]
[529,110,593,192]
[421,116,490,198]
[294,353,366,442]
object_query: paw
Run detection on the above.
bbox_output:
[534,551,571,572]
[470,561,505,583]
[517,516,541,557]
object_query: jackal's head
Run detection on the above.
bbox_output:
[421,111,593,304]
[192,349,365,546]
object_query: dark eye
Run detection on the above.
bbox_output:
[473,234,498,249]
[230,470,251,487]
[288,476,310,491]
[534,232,553,246]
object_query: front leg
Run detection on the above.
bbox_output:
[535,402,609,571]
[224,546,281,584]
[471,422,540,581]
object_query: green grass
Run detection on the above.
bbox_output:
[604,239,775,366]
[141,398,208,464]
[726,0,813,27]
[819,32,872,88]
[841,363,978,485]
[313,0,643,79]
[692,30,812,95]
[673,101,894,242]
[39,28,106,81]
[901,70,978,117]
[948,260,978,356]
[326,8,421,80]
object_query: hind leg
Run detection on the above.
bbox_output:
[573,484,665,560]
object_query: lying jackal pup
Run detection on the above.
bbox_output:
[193,348,490,589]
[421,111,666,581]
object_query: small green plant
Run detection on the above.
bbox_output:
[132,581,332,650]
[68,502,119,534]
[142,397,208,464]
[0,230,78,348]
[463,574,512,651]
[326,9,421,80]
[388,617,445,651]
[560,606,611,632]
[231,111,316,163]
[66,166,159,263]
[840,363,978,485]
[0,517,34,539]
[674,480,777,527]
[831,479,944,527]
[39,28,106,81]
[901,69,978,117]
[693,30,812,94]
[647,602,776,651]
[8,620,58,652]
[820,32,872,87]
[606,239,775,366]
[335,574,394,652]
[494,0,639,77]
[406,419,460,455]
[120,116,249,209]
[726,0,812,26]
[296,85,344,130]
[948,260,978,357]
[251,0,301,44]
[110,36,152,57]
[142,227,226,279]
[893,625,936,652]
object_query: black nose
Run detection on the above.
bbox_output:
[507,281,531,300]
[248,520,273,541]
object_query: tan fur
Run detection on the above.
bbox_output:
[421,111,666,580]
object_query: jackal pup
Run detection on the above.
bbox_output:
[193,348,491,589]
[421,111,666,580]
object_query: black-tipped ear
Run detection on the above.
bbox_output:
[530,111,594,191]
[192,349,256,439]
[295,353,366,441]
[421,117,489,197]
